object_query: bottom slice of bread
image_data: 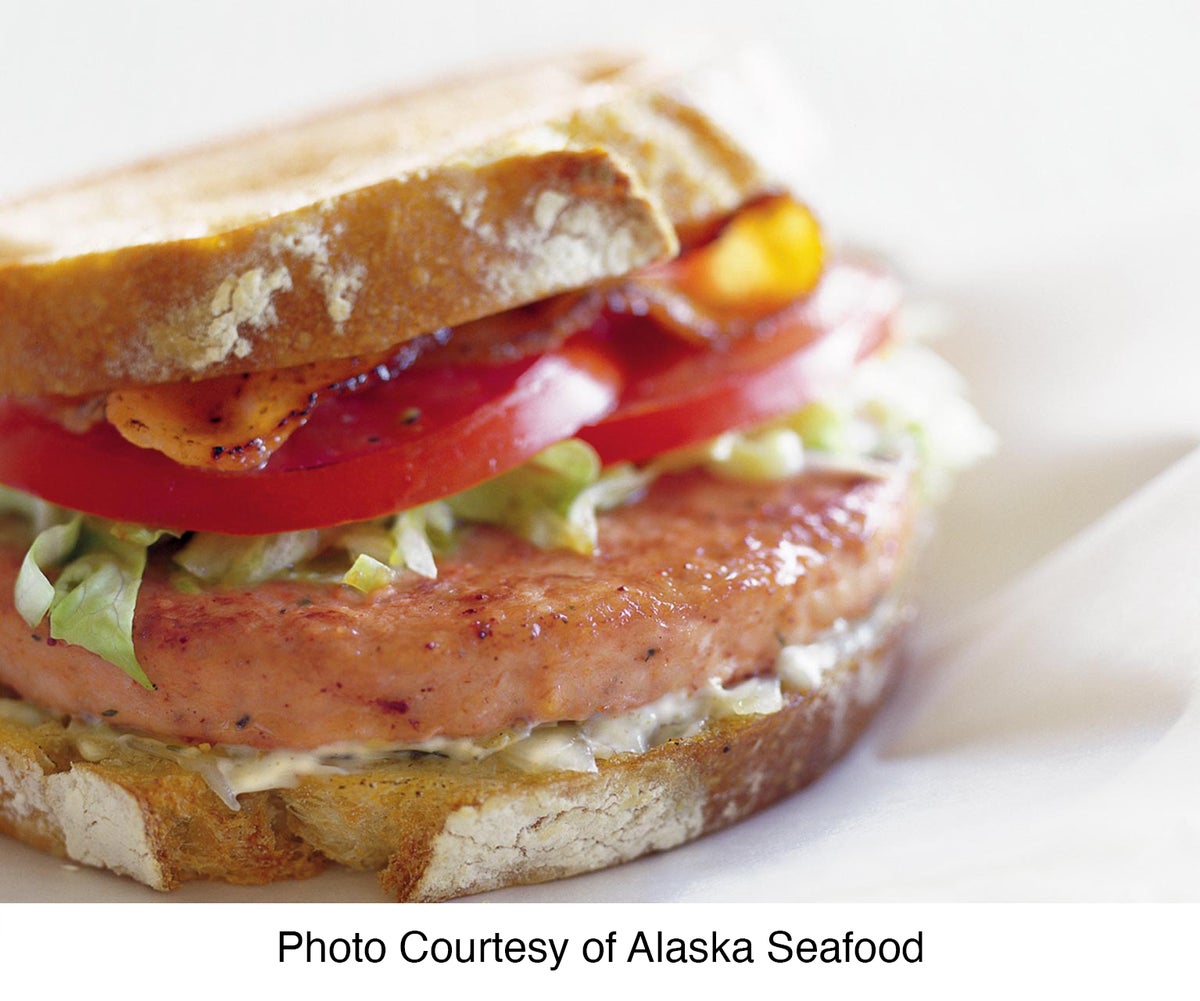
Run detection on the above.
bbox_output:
[0,618,902,902]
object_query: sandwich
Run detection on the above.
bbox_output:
[0,51,990,900]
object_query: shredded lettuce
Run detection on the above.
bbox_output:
[169,502,455,596]
[174,529,320,586]
[388,503,454,579]
[830,340,998,499]
[445,440,649,556]
[650,341,995,497]
[15,517,173,689]
[165,442,647,599]
[15,516,82,627]
[784,401,849,454]
[0,484,62,537]
[700,427,808,481]
[342,553,397,594]
[338,506,455,592]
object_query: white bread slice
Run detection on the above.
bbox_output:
[0,621,902,901]
[0,52,775,396]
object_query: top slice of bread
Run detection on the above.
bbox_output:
[0,52,779,396]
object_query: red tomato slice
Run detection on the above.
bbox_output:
[0,340,623,535]
[578,263,900,463]
[0,262,898,536]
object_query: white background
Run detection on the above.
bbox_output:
[1,0,1198,921]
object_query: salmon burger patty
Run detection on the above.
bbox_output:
[0,467,913,750]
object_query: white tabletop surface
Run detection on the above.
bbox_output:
[1,0,1197,903]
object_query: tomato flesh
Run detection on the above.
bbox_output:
[579,263,900,463]
[0,340,623,534]
[0,262,898,535]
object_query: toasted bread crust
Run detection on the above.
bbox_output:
[0,53,773,396]
[0,619,902,901]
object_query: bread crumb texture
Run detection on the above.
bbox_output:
[411,772,705,900]
[201,266,292,369]
[47,768,165,887]
[0,734,165,887]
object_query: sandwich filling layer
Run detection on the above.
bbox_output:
[0,466,913,749]
[0,193,992,755]
[0,317,990,750]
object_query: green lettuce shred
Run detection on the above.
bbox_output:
[387,503,454,579]
[445,440,649,556]
[338,506,453,592]
[174,529,320,586]
[15,517,174,689]
[342,553,397,594]
[14,516,82,627]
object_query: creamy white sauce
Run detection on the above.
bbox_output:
[0,697,53,728]
[0,600,904,811]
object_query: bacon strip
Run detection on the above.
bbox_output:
[106,354,392,471]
